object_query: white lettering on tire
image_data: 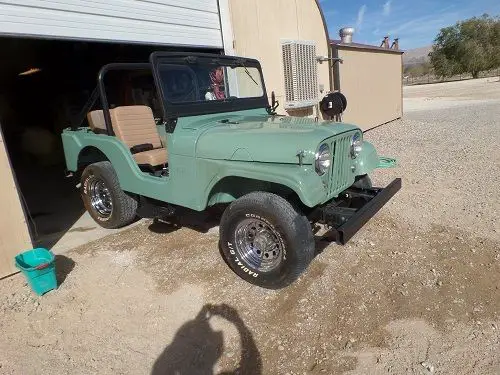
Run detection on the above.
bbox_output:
[227,242,258,278]
[83,175,92,195]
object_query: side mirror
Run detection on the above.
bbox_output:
[271,91,280,114]
[268,91,279,115]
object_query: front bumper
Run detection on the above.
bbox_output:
[310,178,402,245]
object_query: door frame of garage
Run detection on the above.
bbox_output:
[0,122,33,278]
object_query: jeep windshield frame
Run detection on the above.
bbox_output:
[72,53,269,136]
[150,52,269,120]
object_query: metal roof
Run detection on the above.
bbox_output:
[330,40,404,54]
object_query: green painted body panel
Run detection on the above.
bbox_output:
[179,109,358,164]
[354,141,380,176]
[62,109,381,211]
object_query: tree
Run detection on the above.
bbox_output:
[430,14,500,78]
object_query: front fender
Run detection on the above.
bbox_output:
[203,161,327,208]
[354,141,380,176]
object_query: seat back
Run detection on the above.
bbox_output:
[110,106,162,149]
[87,110,107,132]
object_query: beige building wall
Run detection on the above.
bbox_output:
[0,128,32,278]
[228,0,330,118]
[336,47,403,130]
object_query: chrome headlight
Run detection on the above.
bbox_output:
[351,132,363,159]
[315,143,331,175]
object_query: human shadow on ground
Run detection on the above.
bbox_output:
[54,255,75,285]
[151,304,262,375]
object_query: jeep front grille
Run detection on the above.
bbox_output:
[327,134,353,196]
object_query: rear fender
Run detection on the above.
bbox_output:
[62,130,167,197]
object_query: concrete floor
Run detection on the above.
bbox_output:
[49,212,142,255]
[12,162,138,254]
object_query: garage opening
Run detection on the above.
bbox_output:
[0,36,219,251]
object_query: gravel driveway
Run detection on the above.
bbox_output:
[1,81,499,375]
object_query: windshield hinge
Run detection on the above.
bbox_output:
[163,118,178,133]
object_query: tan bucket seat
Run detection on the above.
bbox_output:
[87,110,107,133]
[87,106,168,167]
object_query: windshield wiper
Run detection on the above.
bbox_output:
[237,60,258,86]
[244,66,258,86]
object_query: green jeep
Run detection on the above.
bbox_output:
[62,52,401,289]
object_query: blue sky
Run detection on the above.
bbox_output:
[319,0,500,49]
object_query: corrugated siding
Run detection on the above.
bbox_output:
[0,0,223,48]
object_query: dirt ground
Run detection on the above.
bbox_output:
[1,79,499,375]
[404,77,500,100]
[404,77,500,112]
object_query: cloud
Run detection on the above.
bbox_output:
[356,5,367,29]
[387,11,458,36]
[383,0,392,16]
[383,8,462,48]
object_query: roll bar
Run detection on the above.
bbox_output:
[72,63,151,135]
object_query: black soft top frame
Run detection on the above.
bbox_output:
[72,52,269,136]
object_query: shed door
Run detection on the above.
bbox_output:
[0,127,32,278]
[0,0,223,48]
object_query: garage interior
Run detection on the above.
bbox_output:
[0,36,218,251]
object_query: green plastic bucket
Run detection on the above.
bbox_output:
[15,248,57,296]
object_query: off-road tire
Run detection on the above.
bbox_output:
[219,192,315,289]
[81,161,137,229]
[352,174,373,189]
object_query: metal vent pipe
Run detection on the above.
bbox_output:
[339,27,354,44]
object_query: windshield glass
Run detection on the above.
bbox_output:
[158,62,264,104]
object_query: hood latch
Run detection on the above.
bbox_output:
[296,150,305,166]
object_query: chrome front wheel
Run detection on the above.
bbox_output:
[234,218,284,272]
[220,192,315,289]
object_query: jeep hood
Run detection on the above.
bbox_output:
[194,115,359,164]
